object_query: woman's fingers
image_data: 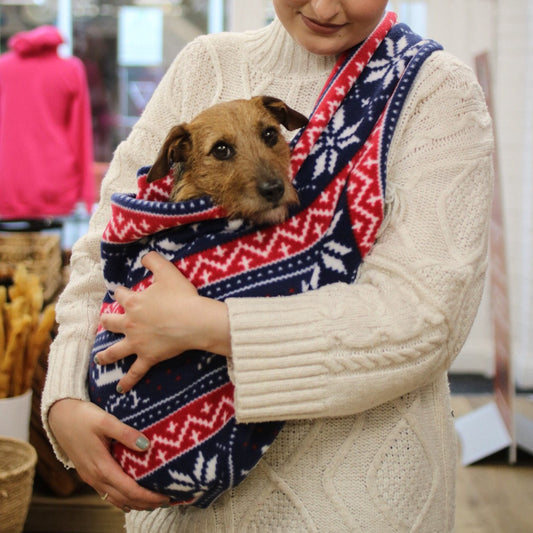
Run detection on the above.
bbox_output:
[99,311,125,335]
[142,251,198,296]
[96,286,139,365]
[95,252,223,386]
[93,412,167,509]
[99,405,151,453]
[94,329,152,392]
[48,400,170,511]
[142,250,176,279]
[115,357,152,394]
[94,452,163,511]
[94,332,133,365]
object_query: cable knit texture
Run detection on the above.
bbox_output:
[42,16,494,532]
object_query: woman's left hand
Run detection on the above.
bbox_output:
[96,251,230,393]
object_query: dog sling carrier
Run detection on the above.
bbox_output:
[89,11,442,508]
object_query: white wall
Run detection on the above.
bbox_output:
[494,0,533,387]
[426,0,497,68]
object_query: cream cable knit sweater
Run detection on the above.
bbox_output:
[42,18,494,532]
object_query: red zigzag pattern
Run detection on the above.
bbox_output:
[113,382,235,481]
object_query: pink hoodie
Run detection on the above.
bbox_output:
[0,26,95,219]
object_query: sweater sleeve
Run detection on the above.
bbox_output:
[41,38,218,465]
[226,52,495,423]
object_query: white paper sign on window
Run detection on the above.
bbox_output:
[118,6,163,67]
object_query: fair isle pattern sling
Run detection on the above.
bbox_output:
[89,12,441,508]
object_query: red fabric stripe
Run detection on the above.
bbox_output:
[290,11,397,179]
[113,381,235,480]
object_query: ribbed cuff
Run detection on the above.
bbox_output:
[226,292,335,423]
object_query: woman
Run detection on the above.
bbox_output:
[43,1,494,531]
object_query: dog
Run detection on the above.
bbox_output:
[145,96,308,226]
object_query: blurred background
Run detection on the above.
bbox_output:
[0,2,532,532]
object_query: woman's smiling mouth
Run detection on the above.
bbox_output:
[300,13,347,35]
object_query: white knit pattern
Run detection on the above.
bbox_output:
[42,18,493,532]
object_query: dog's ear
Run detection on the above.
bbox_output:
[259,96,309,131]
[146,125,192,183]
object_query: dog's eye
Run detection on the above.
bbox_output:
[262,127,278,147]
[210,141,235,161]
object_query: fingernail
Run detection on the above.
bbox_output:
[116,384,124,394]
[94,355,101,365]
[136,435,150,451]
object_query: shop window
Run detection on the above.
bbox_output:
[0,1,210,163]
[0,1,212,245]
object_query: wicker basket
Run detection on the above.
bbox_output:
[0,232,62,302]
[0,437,37,533]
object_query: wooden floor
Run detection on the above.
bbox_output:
[22,394,533,533]
[453,394,533,533]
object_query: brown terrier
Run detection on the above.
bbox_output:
[146,96,308,225]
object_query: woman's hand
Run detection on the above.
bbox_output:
[96,251,231,393]
[48,398,170,511]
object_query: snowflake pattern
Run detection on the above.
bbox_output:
[302,211,354,292]
[166,451,219,500]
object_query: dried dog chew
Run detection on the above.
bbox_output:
[0,265,55,398]
[0,314,31,398]
[8,263,43,324]
[23,302,55,393]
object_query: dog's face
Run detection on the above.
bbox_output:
[146,96,308,225]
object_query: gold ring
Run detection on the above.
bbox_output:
[100,492,109,501]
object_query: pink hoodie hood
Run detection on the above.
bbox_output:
[8,25,64,56]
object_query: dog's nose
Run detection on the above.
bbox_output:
[257,178,285,204]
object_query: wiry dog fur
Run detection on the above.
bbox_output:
[146,96,308,225]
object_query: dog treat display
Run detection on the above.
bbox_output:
[0,265,55,398]
[89,16,441,508]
